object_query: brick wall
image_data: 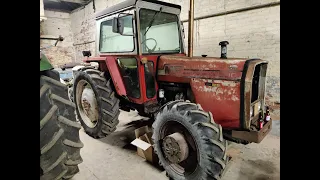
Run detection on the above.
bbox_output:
[40,10,75,67]
[69,0,280,115]
[70,4,96,62]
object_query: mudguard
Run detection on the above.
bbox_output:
[84,56,127,97]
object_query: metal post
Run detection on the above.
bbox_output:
[187,0,194,57]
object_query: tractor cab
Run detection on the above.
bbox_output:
[87,0,185,105]
[95,0,184,56]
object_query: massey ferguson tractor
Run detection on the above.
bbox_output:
[72,0,272,179]
[40,36,83,180]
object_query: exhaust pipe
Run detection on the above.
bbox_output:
[188,0,194,57]
[219,41,229,59]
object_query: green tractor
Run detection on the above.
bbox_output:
[40,36,83,180]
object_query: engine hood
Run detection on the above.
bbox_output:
[157,55,251,81]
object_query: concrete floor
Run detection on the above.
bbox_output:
[72,110,280,180]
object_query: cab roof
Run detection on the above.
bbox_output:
[95,0,181,20]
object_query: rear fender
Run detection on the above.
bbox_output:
[83,57,127,97]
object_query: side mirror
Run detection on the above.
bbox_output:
[112,17,124,35]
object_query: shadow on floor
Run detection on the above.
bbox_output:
[94,116,167,172]
[237,159,280,180]
[97,118,153,149]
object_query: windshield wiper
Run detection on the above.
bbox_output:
[143,7,163,36]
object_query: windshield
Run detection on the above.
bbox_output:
[139,9,181,54]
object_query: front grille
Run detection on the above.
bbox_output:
[251,63,267,103]
[251,64,261,103]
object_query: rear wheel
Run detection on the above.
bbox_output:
[73,68,120,138]
[152,101,229,180]
[40,70,83,180]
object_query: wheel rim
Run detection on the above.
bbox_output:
[160,120,199,176]
[76,79,99,128]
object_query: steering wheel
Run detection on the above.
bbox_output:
[141,38,158,53]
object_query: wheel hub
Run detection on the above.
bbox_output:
[81,87,98,123]
[162,133,189,164]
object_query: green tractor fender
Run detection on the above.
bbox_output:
[40,35,64,72]
[40,51,53,71]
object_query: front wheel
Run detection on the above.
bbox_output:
[152,101,229,180]
[73,68,120,138]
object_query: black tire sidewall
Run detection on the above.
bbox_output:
[73,71,104,137]
[153,113,204,180]
[41,70,83,179]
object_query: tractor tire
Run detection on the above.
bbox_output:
[73,69,120,139]
[152,101,229,180]
[40,70,83,180]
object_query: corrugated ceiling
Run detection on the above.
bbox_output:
[43,0,92,12]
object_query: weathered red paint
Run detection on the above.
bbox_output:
[83,55,164,104]
[158,55,246,78]
[158,55,248,129]
[157,56,247,88]
[136,54,186,102]
[139,55,158,100]
[83,53,268,131]
[84,57,106,62]
[105,56,128,96]
[190,78,241,128]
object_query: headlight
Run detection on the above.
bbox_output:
[250,106,253,117]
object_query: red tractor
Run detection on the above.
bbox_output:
[73,0,272,179]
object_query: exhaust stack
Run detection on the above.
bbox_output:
[187,0,194,57]
[219,41,229,59]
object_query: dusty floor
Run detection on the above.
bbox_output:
[72,111,280,180]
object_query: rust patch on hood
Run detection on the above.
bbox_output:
[157,55,248,82]
[190,78,241,128]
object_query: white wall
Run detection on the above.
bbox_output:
[40,0,45,21]
[40,10,76,67]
